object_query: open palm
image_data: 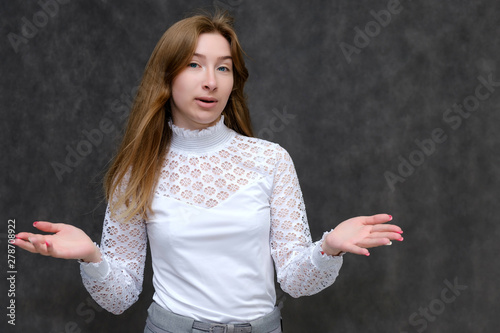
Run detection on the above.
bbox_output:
[323,214,403,256]
[13,221,100,262]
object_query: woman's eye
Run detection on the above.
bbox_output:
[217,66,230,72]
[188,63,199,68]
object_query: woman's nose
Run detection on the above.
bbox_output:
[203,69,217,91]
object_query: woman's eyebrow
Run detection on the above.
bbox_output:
[193,53,232,61]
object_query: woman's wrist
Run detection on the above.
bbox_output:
[320,231,343,256]
[320,243,342,256]
[80,243,102,263]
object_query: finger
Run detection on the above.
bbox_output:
[33,221,63,233]
[12,236,39,253]
[363,214,393,225]
[28,235,50,256]
[358,238,392,248]
[15,232,36,241]
[371,224,403,233]
[45,240,56,257]
[367,232,404,241]
[14,232,51,252]
[341,243,370,256]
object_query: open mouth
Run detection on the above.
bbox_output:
[196,97,217,103]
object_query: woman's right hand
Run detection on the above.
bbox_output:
[12,221,101,263]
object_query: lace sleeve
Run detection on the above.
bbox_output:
[270,145,343,298]
[79,200,147,315]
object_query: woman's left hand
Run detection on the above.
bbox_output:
[322,214,403,256]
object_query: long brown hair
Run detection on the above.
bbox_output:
[104,11,252,221]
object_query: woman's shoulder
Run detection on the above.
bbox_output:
[231,133,292,164]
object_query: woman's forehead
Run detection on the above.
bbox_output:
[193,33,231,57]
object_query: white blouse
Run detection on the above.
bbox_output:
[80,116,343,323]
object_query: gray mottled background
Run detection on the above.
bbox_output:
[2,0,499,332]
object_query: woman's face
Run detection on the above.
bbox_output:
[170,32,234,130]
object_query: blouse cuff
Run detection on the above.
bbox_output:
[79,243,110,280]
[311,230,344,270]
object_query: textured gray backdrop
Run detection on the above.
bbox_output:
[2,0,499,332]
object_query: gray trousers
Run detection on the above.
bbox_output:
[144,302,282,333]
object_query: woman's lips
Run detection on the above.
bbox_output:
[195,97,218,109]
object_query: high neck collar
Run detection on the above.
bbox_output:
[169,115,235,153]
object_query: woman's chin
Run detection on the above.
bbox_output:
[172,112,223,130]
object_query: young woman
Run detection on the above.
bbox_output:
[13,11,403,333]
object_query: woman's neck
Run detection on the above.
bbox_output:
[169,115,234,153]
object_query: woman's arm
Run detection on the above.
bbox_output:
[269,145,403,298]
[79,205,147,315]
[13,204,148,314]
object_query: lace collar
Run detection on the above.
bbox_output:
[169,115,235,153]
